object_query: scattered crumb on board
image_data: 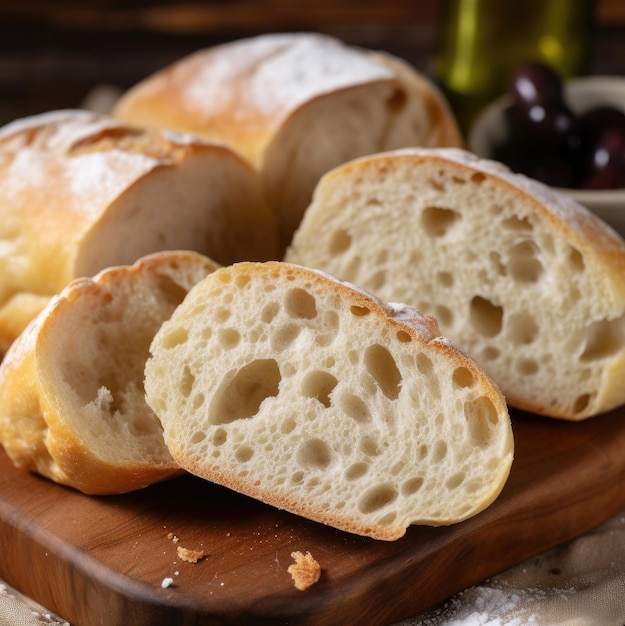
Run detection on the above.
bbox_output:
[288,551,321,591]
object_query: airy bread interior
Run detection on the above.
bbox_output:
[145,261,513,540]
[0,251,219,494]
[286,148,625,420]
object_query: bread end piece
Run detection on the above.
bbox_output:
[0,250,219,494]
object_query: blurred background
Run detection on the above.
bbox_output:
[1,0,624,132]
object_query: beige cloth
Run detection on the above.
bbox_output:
[402,509,625,626]
[2,510,624,626]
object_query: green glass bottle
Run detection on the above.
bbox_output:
[435,0,596,134]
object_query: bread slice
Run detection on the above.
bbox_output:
[286,148,625,420]
[144,261,513,541]
[0,109,277,354]
[0,251,219,495]
[113,32,462,247]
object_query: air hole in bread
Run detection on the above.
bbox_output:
[490,252,507,277]
[343,255,362,283]
[219,328,241,349]
[416,352,433,376]
[360,435,381,457]
[358,484,398,514]
[401,477,424,496]
[190,431,206,444]
[235,273,251,288]
[301,370,338,408]
[270,322,301,352]
[212,428,227,446]
[378,512,398,526]
[435,305,453,327]
[291,471,304,485]
[235,445,254,463]
[208,359,281,424]
[452,176,466,185]
[568,246,585,272]
[315,311,340,347]
[508,312,539,345]
[365,344,401,400]
[437,271,454,287]
[192,393,205,409]
[573,393,591,414]
[482,346,500,361]
[518,358,538,375]
[281,416,296,434]
[365,197,383,210]
[445,472,466,490]
[350,305,370,317]
[421,206,461,238]
[328,228,352,255]
[386,87,408,112]
[261,302,280,323]
[452,367,474,389]
[160,327,188,349]
[465,396,499,447]
[285,288,317,319]
[345,462,369,481]
[297,438,333,470]
[581,318,625,361]
[470,296,503,338]
[370,269,387,290]
[338,391,371,423]
[396,330,411,343]
[502,216,533,231]
[179,366,195,398]
[432,440,448,463]
[215,307,231,323]
[507,241,543,283]
[376,249,389,265]
[470,172,486,184]
[427,177,445,192]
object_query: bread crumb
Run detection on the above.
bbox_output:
[288,551,321,591]
[161,577,174,589]
[167,533,179,543]
[177,546,206,563]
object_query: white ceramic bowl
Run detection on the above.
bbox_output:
[468,76,625,237]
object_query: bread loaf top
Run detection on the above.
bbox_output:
[0,109,277,354]
[287,148,625,419]
[114,32,462,246]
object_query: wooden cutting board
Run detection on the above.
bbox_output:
[2,406,625,626]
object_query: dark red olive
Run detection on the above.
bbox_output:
[510,62,564,108]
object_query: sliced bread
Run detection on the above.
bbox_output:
[286,148,625,420]
[144,261,513,540]
[0,251,219,494]
[113,32,462,246]
[0,109,277,354]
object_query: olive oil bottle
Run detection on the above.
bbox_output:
[435,0,596,133]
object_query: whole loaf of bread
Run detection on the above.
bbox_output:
[113,32,463,247]
[0,109,278,354]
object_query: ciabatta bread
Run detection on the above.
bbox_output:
[0,251,219,495]
[0,109,277,354]
[286,148,625,420]
[113,33,462,246]
[144,261,513,541]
